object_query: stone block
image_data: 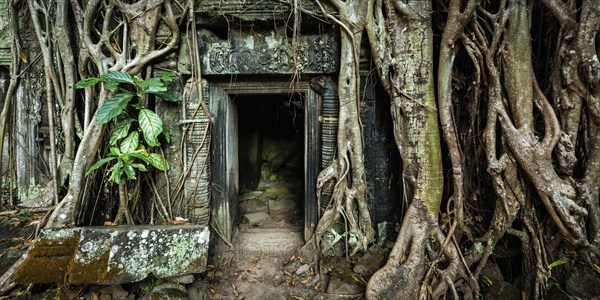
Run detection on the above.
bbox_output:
[482,281,521,300]
[268,198,296,212]
[353,247,385,278]
[234,228,303,260]
[239,198,268,214]
[295,264,310,275]
[98,285,130,300]
[104,226,209,284]
[166,274,195,285]
[14,225,209,285]
[240,191,263,201]
[146,282,188,300]
[243,212,270,225]
[14,228,81,284]
[566,267,600,299]
[326,271,365,295]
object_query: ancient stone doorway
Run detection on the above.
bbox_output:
[207,80,320,243]
[236,94,305,231]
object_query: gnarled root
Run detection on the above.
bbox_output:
[314,156,375,255]
[366,201,434,299]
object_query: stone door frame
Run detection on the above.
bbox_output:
[208,79,321,242]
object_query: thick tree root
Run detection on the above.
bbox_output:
[366,201,434,299]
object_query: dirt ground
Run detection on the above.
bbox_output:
[204,168,328,300]
[201,162,385,300]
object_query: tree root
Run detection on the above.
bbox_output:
[366,201,434,299]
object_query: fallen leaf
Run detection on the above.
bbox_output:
[171,217,190,225]
[232,283,238,297]
[110,42,121,53]
[20,51,27,63]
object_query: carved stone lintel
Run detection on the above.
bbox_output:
[194,0,332,22]
[179,29,339,75]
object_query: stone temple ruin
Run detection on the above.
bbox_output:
[1,0,400,285]
[172,0,399,243]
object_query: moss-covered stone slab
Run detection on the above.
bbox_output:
[101,225,209,284]
[13,228,81,284]
[14,225,209,285]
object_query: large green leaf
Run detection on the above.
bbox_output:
[128,151,152,164]
[159,72,176,82]
[148,153,169,171]
[122,162,136,180]
[104,81,119,92]
[101,71,134,85]
[163,126,171,143]
[120,131,139,153]
[110,118,135,145]
[74,77,100,89]
[108,160,123,184]
[96,93,133,124]
[109,147,122,157]
[139,77,166,93]
[85,157,116,176]
[139,77,178,102]
[149,90,178,102]
[131,163,148,172]
[138,108,163,147]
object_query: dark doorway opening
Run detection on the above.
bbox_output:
[235,94,305,229]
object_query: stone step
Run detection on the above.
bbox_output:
[233,228,303,262]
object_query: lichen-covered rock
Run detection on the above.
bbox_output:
[104,226,209,284]
[166,274,195,285]
[566,266,600,299]
[353,247,386,278]
[14,225,209,285]
[13,228,81,284]
[482,281,521,300]
[98,285,130,300]
[545,282,574,300]
[326,271,365,295]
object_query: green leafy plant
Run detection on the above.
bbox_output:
[428,229,436,244]
[140,278,162,294]
[547,257,570,270]
[480,275,493,287]
[11,209,32,221]
[75,71,178,183]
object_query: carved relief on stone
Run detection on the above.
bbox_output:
[186,29,338,75]
[194,0,330,22]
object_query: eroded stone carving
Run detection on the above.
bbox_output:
[194,0,330,22]
[179,29,338,75]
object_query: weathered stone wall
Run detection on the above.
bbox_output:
[0,0,10,66]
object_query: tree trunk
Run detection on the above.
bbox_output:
[313,0,375,256]
[366,1,446,298]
